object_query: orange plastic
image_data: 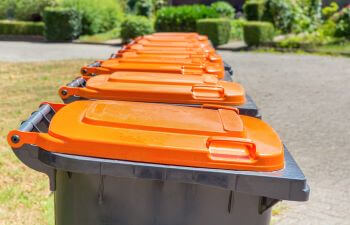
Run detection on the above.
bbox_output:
[81,59,225,78]
[59,72,245,105]
[121,43,215,54]
[111,56,222,67]
[149,32,209,41]
[130,39,210,48]
[8,101,284,172]
[117,51,223,63]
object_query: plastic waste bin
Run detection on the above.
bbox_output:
[80,59,225,78]
[59,72,245,105]
[8,101,309,225]
[59,71,260,118]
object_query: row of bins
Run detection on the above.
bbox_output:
[7,32,309,225]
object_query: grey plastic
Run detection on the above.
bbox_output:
[224,61,234,79]
[67,77,86,88]
[54,170,272,225]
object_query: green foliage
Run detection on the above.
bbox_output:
[318,19,336,37]
[297,0,322,31]
[335,8,350,38]
[120,15,154,43]
[126,0,138,12]
[153,0,168,12]
[0,0,55,21]
[43,7,81,41]
[231,18,246,40]
[196,18,231,46]
[210,1,235,19]
[263,0,294,33]
[322,2,339,20]
[155,5,219,32]
[277,32,335,49]
[243,0,265,21]
[0,0,12,19]
[0,20,44,35]
[79,27,120,43]
[135,0,153,17]
[59,0,123,35]
[243,21,274,46]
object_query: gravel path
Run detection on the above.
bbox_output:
[220,51,350,225]
[1,41,349,224]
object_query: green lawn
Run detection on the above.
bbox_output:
[0,59,90,225]
[312,41,350,56]
[78,27,120,43]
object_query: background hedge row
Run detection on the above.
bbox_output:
[0,20,44,35]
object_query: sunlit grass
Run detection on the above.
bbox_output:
[0,59,91,225]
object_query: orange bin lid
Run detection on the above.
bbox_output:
[131,38,210,48]
[149,32,208,41]
[59,72,245,105]
[121,43,215,54]
[118,48,215,58]
[81,59,225,78]
[9,101,284,172]
[118,51,223,63]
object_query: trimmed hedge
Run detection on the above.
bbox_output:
[243,21,274,47]
[0,20,44,35]
[243,1,265,21]
[43,7,81,42]
[120,15,154,43]
[155,5,219,32]
[197,18,231,47]
[0,0,55,21]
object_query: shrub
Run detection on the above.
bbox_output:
[59,0,123,35]
[43,7,81,41]
[0,20,44,35]
[231,18,246,40]
[0,0,13,20]
[322,2,339,20]
[243,21,274,46]
[126,0,138,12]
[210,1,235,19]
[277,32,335,49]
[153,0,168,12]
[197,18,231,46]
[0,0,55,21]
[243,0,265,21]
[335,8,350,38]
[120,15,154,43]
[135,0,153,17]
[263,0,295,33]
[155,5,219,32]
